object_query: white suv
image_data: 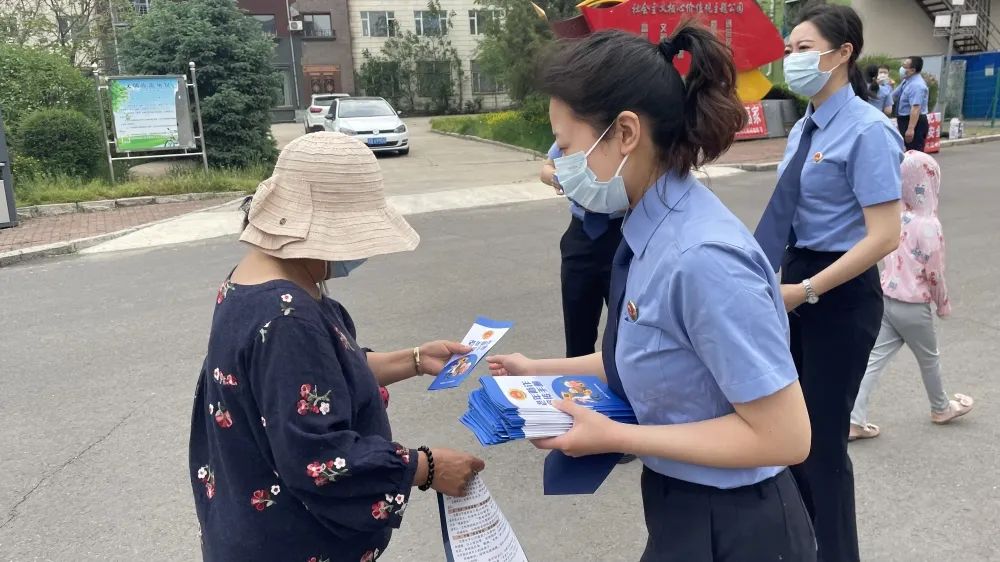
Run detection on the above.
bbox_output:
[323,97,409,156]
[305,93,349,133]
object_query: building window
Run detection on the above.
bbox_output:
[132,0,150,15]
[275,68,295,107]
[468,10,498,35]
[361,11,396,37]
[303,13,334,38]
[252,14,276,37]
[362,61,401,98]
[414,10,447,36]
[416,61,452,97]
[471,60,503,94]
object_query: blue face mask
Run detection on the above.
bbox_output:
[325,259,367,280]
[552,121,630,214]
[783,49,839,98]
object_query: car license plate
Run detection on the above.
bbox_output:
[368,137,387,146]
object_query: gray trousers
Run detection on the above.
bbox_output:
[851,298,951,425]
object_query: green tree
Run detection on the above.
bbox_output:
[120,0,279,168]
[0,0,137,70]
[0,44,96,133]
[357,1,463,114]
[474,0,555,103]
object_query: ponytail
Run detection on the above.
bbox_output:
[848,63,868,99]
[865,64,880,100]
[667,21,747,169]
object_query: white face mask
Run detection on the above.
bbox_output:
[900,65,909,78]
[552,121,630,214]
[878,72,889,84]
[783,49,840,98]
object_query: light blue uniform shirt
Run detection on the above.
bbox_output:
[547,142,625,220]
[615,172,797,489]
[778,84,903,252]
[867,83,893,113]
[893,73,929,116]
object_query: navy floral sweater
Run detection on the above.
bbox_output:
[189,277,419,562]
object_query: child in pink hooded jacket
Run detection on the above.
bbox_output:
[849,150,974,440]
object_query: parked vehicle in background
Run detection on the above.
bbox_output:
[305,93,349,133]
[323,97,409,156]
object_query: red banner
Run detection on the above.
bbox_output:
[925,112,941,154]
[735,102,768,140]
[581,0,785,76]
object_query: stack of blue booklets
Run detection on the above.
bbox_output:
[460,376,637,446]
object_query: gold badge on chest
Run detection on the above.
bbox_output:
[813,151,824,163]
[626,300,639,321]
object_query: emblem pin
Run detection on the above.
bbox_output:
[813,152,823,163]
[626,300,638,321]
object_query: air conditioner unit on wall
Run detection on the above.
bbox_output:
[289,20,303,32]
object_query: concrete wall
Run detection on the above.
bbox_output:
[347,0,512,111]
[852,0,948,58]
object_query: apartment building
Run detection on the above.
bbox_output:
[346,1,510,111]
[237,0,356,121]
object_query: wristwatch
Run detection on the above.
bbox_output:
[802,278,819,305]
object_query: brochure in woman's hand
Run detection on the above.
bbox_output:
[428,316,513,391]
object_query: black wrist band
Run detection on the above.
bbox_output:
[418,446,434,491]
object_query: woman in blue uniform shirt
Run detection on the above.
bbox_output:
[758,5,903,562]
[489,23,816,562]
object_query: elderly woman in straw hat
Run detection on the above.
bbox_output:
[188,132,485,562]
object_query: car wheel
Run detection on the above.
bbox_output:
[398,147,410,156]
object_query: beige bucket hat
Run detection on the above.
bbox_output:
[240,132,419,261]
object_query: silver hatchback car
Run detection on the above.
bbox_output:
[323,97,409,155]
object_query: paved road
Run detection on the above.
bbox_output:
[273,118,543,196]
[1,143,998,561]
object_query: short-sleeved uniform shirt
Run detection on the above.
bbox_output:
[189,278,418,562]
[779,84,904,252]
[894,73,930,116]
[615,173,798,489]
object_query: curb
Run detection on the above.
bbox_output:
[725,133,1000,173]
[0,197,246,268]
[941,133,1000,147]
[730,161,782,172]
[15,191,248,220]
[428,129,548,160]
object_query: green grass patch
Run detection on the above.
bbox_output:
[431,111,554,155]
[14,167,268,207]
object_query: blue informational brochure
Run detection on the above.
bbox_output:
[428,317,513,391]
[459,376,637,447]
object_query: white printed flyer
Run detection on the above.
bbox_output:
[428,316,512,391]
[437,475,528,562]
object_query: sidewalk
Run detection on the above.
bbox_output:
[0,197,235,255]
[717,137,788,166]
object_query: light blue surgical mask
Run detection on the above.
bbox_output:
[325,259,367,280]
[553,122,630,214]
[899,66,909,79]
[783,49,840,98]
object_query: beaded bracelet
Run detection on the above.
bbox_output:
[418,446,434,491]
